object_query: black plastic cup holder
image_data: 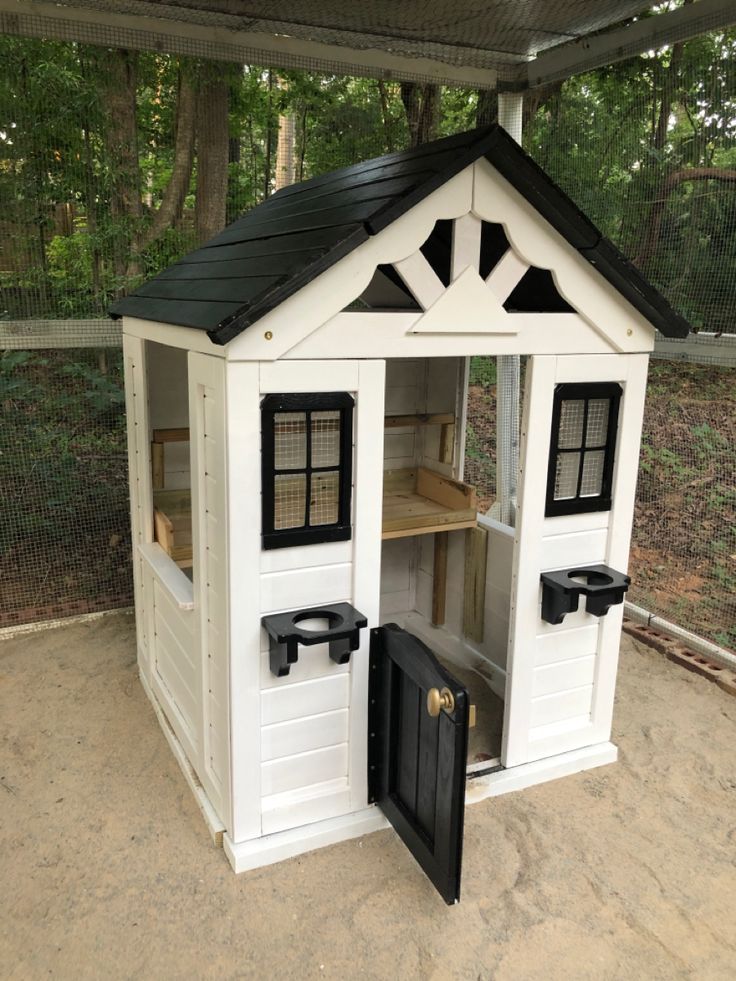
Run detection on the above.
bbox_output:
[262,602,367,677]
[540,564,631,625]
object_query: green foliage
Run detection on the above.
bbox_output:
[469,357,497,387]
[0,349,127,553]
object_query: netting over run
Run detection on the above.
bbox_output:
[0,19,734,650]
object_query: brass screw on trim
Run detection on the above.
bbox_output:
[264,330,273,340]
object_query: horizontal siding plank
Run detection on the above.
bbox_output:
[259,643,350,689]
[261,743,349,797]
[261,779,351,836]
[260,563,352,614]
[261,673,350,726]
[530,685,594,728]
[534,624,599,666]
[540,528,608,572]
[260,539,353,574]
[261,709,349,762]
[533,655,596,698]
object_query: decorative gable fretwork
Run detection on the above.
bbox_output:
[350,212,575,332]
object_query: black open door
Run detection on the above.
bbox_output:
[368,624,469,904]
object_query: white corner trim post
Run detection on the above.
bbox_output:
[495,92,524,525]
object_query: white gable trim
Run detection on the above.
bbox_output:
[226,157,655,362]
[472,159,654,352]
[123,316,226,357]
[409,266,516,335]
[226,169,473,361]
[284,311,615,359]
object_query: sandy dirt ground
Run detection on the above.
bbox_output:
[1,612,735,981]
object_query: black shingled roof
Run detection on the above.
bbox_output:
[110,125,690,343]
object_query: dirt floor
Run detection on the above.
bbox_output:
[1,613,735,981]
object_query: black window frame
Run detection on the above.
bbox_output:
[261,392,354,550]
[545,382,622,517]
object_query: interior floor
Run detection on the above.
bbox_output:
[435,654,504,765]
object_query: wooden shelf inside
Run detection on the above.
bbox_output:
[153,488,193,567]
[382,467,477,540]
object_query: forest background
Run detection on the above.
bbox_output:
[0,23,734,647]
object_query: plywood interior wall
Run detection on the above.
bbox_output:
[146,341,191,490]
[380,356,461,621]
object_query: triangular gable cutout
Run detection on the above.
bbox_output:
[409,265,518,335]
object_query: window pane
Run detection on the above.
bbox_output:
[580,450,605,497]
[311,410,341,467]
[274,473,306,529]
[585,399,610,447]
[274,412,306,469]
[558,400,585,448]
[310,471,340,526]
[554,452,580,500]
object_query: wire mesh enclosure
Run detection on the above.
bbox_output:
[0,19,734,649]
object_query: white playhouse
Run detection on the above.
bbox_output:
[111,125,689,903]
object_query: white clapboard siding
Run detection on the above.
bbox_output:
[261,709,350,762]
[122,335,152,676]
[261,780,351,836]
[259,564,353,615]
[261,744,349,797]
[534,624,599,666]
[189,352,230,826]
[260,540,352,574]
[260,646,351,730]
[259,644,350,690]
[532,654,596,697]
[504,353,650,768]
[530,686,594,729]
[540,528,608,571]
[151,581,199,751]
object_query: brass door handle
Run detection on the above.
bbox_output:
[427,687,455,717]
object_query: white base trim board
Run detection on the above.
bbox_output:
[139,668,226,847]
[465,741,618,805]
[224,807,390,874]
[138,648,616,874]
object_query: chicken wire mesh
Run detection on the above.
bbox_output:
[0,20,734,649]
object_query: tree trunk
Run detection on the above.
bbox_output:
[195,62,230,245]
[377,80,397,151]
[264,70,274,199]
[274,78,295,192]
[274,113,296,191]
[633,0,693,270]
[139,70,196,252]
[476,88,497,127]
[400,82,440,147]
[105,49,142,280]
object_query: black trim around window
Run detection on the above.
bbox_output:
[545,382,622,517]
[261,392,354,549]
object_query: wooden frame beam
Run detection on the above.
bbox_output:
[0,0,498,88]
[526,0,736,88]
